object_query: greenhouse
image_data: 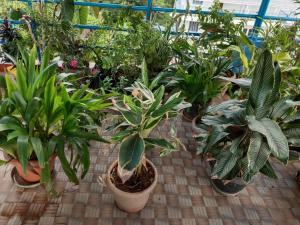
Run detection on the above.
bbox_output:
[0,0,300,224]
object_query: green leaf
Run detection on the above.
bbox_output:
[247,49,275,119]
[133,82,154,102]
[284,128,300,138]
[28,46,37,85]
[24,97,42,123]
[229,136,243,155]
[146,85,165,115]
[211,150,237,179]
[123,95,140,112]
[56,138,79,184]
[259,160,278,179]
[141,58,149,87]
[78,6,89,24]
[119,134,145,171]
[0,116,22,131]
[112,129,133,142]
[144,138,175,150]
[7,129,27,141]
[17,135,29,172]
[247,116,289,164]
[121,110,142,126]
[227,45,249,72]
[16,61,28,99]
[271,99,295,120]
[151,92,183,118]
[204,127,229,153]
[44,76,56,118]
[12,91,27,114]
[5,74,15,98]
[40,163,54,194]
[247,133,270,174]
[80,145,90,179]
[144,117,162,130]
[61,0,75,22]
[30,137,45,168]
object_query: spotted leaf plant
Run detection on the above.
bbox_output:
[112,81,191,183]
[197,49,298,183]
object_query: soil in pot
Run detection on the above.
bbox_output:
[110,162,155,193]
[106,159,158,213]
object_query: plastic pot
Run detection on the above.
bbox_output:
[208,161,245,196]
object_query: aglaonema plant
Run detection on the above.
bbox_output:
[111,79,191,183]
[197,49,298,183]
[0,46,110,195]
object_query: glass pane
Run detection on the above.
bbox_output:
[266,0,299,17]
[97,0,147,6]
[170,0,263,14]
[153,0,176,7]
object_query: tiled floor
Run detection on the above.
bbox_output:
[0,117,300,225]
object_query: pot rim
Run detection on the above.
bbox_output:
[106,159,158,196]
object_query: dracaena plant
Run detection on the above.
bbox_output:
[111,80,190,183]
[197,49,296,183]
[0,47,110,195]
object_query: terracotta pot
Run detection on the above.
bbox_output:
[106,159,158,213]
[0,63,13,74]
[10,155,56,183]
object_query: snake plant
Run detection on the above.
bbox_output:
[197,49,298,183]
[111,80,190,183]
[0,47,110,194]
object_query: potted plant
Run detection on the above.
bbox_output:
[171,41,231,122]
[106,80,190,212]
[196,49,294,196]
[0,47,110,194]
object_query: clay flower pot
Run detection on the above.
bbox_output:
[10,155,56,183]
[106,159,158,213]
[0,63,13,74]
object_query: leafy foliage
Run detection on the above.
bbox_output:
[111,62,191,182]
[197,49,295,183]
[0,47,110,194]
[169,39,231,115]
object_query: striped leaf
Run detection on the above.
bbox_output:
[211,150,237,179]
[247,116,289,164]
[247,133,270,174]
[247,50,275,119]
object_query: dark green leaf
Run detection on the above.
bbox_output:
[17,135,29,172]
[119,134,145,171]
[30,137,45,168]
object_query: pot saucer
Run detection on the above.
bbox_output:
[11,168,40,189]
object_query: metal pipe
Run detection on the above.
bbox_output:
[253,0,271,29]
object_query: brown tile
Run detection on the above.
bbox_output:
[72,204,86,218]
[206,207,219,219]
